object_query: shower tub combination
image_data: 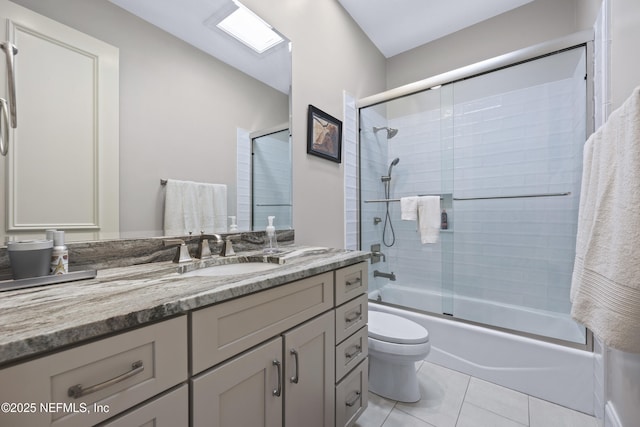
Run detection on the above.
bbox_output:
[368,288,594,414]
[356,33,596,416]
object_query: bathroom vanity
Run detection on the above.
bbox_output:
[0,246,369,427]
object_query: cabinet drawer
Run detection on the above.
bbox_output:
[98,384,188,427]
[335,263,367,306]
[0,316,188,427]
[192,272,334,374]
[335,326,368,382]
[335,358,368,427]
[335,293,368,344]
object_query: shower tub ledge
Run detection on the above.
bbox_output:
[368,300,595,415]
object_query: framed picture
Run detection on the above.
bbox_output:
[307,105,342,163]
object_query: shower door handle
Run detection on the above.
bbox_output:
[1,42,18,129]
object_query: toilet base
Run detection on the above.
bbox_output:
[368,355,421,403]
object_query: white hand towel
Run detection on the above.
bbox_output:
[164,179,197,236]
[163,179,228,235]
[417,196,440,244]
[400,197,419,220]
[196,183,227,233]
[570,86,640,353]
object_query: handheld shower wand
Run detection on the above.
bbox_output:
[382,158,400,247]
[381,157,400,182]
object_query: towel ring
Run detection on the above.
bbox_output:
[0,98,9,156]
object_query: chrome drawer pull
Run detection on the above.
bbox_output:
[68,360,144,399]
[272,359,282,397]
[345,277,361,287]
[345,345,362,359]
[345,310,362,323]
[345,391,361,407]
[290,349,299,384]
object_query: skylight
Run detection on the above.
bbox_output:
[216,1,284,54]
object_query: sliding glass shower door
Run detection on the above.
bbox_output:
[449,47,587,343]
[360,45,589,344]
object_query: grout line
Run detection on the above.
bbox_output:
[454,374,472,426]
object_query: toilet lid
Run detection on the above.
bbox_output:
[368,311,429,345]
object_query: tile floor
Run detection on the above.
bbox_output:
[356,361,598,427]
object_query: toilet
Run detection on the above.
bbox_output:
[367,310,431,403]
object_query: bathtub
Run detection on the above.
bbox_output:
[368,287,595,415]
[372,284,587,343]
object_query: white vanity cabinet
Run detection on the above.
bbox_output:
[191,262,369,427]
[192,311,335,427]
[0,316,188,427]
[0,259,369,427]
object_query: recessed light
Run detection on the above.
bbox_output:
[215,1,284,54]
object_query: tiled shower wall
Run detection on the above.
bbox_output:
[359,46,587,341]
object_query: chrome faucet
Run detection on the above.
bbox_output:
[219,234,242,257]
[195,232,222,259]
[373,270,396,281]
[163,238,192,263]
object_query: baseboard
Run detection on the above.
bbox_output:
[605,402,622,427]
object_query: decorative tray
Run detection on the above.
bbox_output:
[0,270,97,292]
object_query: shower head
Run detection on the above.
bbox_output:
[373,126,399,139]
[381,157,400,182]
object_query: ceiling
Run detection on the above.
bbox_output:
[337,0,534,58]
[109,0,292,94]
[108,0,535,93]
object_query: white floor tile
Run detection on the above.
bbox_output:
[354,392,396,427]
[529,396,598,427]
[382,408,437,427]
[457,402,528,427]
[394,362,470,427]
[463,377,529,425]
[358,361,599,427]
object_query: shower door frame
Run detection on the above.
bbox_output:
[357,30,595,351]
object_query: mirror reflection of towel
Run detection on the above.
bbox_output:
[163,179,227,235]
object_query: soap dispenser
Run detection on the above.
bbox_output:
[263,216,279,254]
[228,216,238,232]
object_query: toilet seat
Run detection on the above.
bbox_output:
[368,311,429,345]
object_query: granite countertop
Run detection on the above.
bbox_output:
[0,246,369,367]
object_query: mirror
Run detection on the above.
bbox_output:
[2,0,291,242]
[251,127,292,231]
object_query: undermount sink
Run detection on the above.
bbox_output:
[181,262,282,277]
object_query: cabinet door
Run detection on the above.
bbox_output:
[283,311,335,427]
[192,337,283,427]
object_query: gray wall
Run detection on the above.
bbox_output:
[608,1,640,425]
[11,0,289,238]
[243,0,387,247]
[387,0,600,90]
